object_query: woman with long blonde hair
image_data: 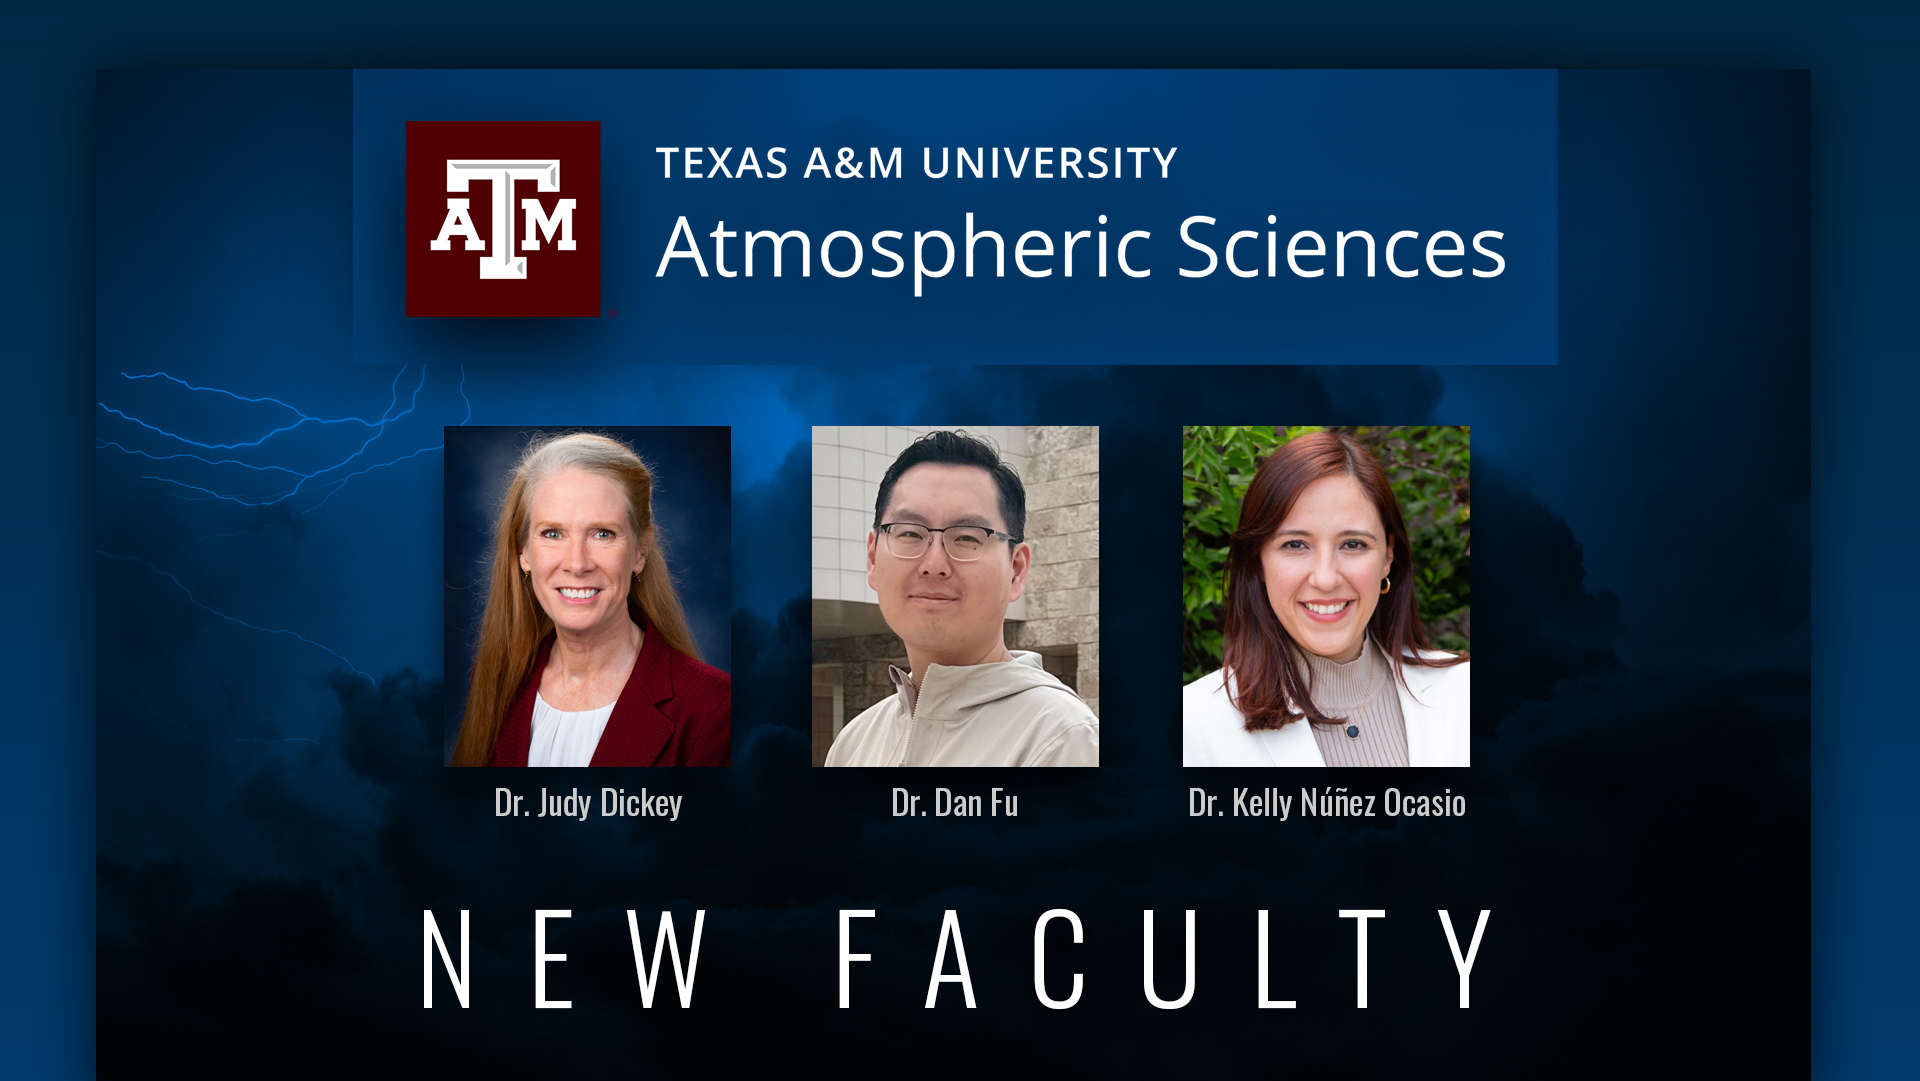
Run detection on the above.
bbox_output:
[452,431,730,767]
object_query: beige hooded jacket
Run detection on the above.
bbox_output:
[824,651,1099,767]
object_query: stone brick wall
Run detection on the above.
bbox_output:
[1009,425,1100,715]
[812,632,909,721]
[810,665,842,767]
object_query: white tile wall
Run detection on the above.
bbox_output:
[811,425,1030,617]
[836,508,866,542]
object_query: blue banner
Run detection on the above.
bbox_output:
[354,70,1556,364]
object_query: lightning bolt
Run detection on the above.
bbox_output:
[97,551,376,685]
[101,367,411,450]
[96,366,467,509]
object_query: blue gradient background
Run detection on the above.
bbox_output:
[87,69,1808,1074]
[353,70,1557,366]
[6,5,1910,1078]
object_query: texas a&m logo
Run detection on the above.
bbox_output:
[406,121,600,317]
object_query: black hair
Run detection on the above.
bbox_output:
[873,430,1026,542]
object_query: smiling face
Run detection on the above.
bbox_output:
[518,467,645,642]
[867,462,1030,670]
[1259,473,1393,663]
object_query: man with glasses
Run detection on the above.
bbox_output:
[824,430,1100,767]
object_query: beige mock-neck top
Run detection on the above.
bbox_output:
[1302,637,1409,768]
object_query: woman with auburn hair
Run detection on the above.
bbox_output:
[1182,430,1468,767]
[451,432,730,767]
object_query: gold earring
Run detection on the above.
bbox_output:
[1380,575,1392,594]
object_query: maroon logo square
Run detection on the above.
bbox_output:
[406,121,600,317]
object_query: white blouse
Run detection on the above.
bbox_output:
[527,692,617,767]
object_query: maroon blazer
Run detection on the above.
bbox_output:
[491,622,731,767]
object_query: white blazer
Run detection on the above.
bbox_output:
[1181,651,1470,767]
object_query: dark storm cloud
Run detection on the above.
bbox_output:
[97,363,1807,1073]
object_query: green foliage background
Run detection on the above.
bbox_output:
[1181,425,1471,682]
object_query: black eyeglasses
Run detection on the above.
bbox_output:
[876,522,1021,561]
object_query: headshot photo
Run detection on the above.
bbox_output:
[811,427,1099,767]
[1182,426,1470,767]
[444,427,731,767]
